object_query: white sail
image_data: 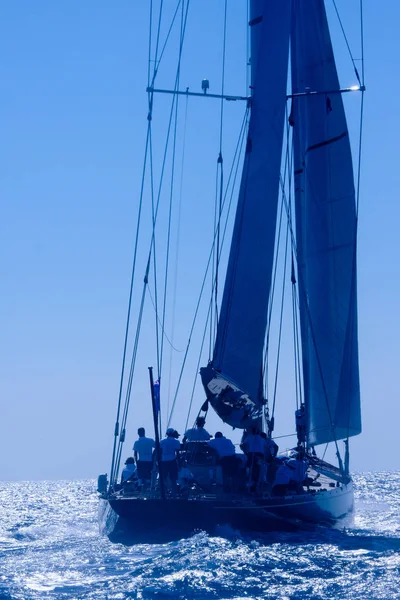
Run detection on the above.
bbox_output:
[201,0,291,428]
[291,0,361,446]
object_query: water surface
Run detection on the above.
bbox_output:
[0,472,399,599]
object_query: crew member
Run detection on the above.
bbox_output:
[160,427,181,496]
[133,427,155,484]
[271,461,292,496]
[208,432,237,491]
[183,416,211,443]
[121,457,138,484]
[295,403,306,446]
[241,428,266,491]
[287,454,309,493]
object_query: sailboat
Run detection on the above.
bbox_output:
[99,0,365,538]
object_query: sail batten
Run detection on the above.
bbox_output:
[291,0,361,446]
[201,0,291,428]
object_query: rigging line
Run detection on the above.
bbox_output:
[271,218,290,419]
[109,116,152,488]
[214,0,228,336]
[219,0,228,154]
[266,109,292,338]
[211,106,249,354]
[160,0,187,383]
[341,71,364,442]
[111,2,190,483]
[263,192,284,396]
[154,1,183,80]
[344,86,364,439]
[209,108,252,362]
[149,128,161,383]
[115,280,149,483]
[147,286,183,352]
[321,443,329,461]
[210,163,219,359]
[287,128,303,415]
[167,246,215,427]
[118,2,191,442]
[131,0,189,367]
[360,0,365,86]
[167,107,249,427]
[147,1,153,88]
[214,164,223,334]
[354,0,365,218]
[278,168,344,467]
[289,137,304,412]
[263,111,292,397]
[355,89,364,218]
[218,107,250,258]
[246,0,250,92]
[147,2,165,385]
[288,138,360,460]
[110,0,161,485]
[213,104,249,362]
[287,140,302,411]
[331,0,361,84]
[272,432,297,440]
[185,293,213,431]
[291,286,300,411]
[112,260,150,484]
[167,89,189,421]
[148,0,190,380]
[209,107,250,368]
[282,186,344,467]
[185,113,248,427]
[152,0,164,78]
[293,283,303,409]
[151,4,188,387]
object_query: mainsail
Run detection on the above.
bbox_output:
[291,0,361,446]
[201,0,291,429]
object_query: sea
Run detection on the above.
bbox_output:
[0,472,399,600]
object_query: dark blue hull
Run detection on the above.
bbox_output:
[103,482,354,542]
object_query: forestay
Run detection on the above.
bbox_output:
[291,0,361,446]
[201,0,291,429]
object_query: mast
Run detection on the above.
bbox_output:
[291,0,361,447]
[148,367,165,499]
[201,0,292,429]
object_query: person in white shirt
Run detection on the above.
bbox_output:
[287,456,309,492]
[160,428,181,495]
[208,432,237,492]
[208,432,236,457]
[121,457,138,484]
[272,462,293,496]
[183,416,211,443]
[133,427,155,483]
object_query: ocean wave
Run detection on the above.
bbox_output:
[0,474,399,599]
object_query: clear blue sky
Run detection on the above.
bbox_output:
[0,1,399,480]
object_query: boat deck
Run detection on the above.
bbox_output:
[108,464,342,503]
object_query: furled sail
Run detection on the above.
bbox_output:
[291,0,361,446]
[201,0,291,429]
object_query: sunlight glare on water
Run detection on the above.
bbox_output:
[0,473,399,599]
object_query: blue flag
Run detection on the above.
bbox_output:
[153,380,160,413]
